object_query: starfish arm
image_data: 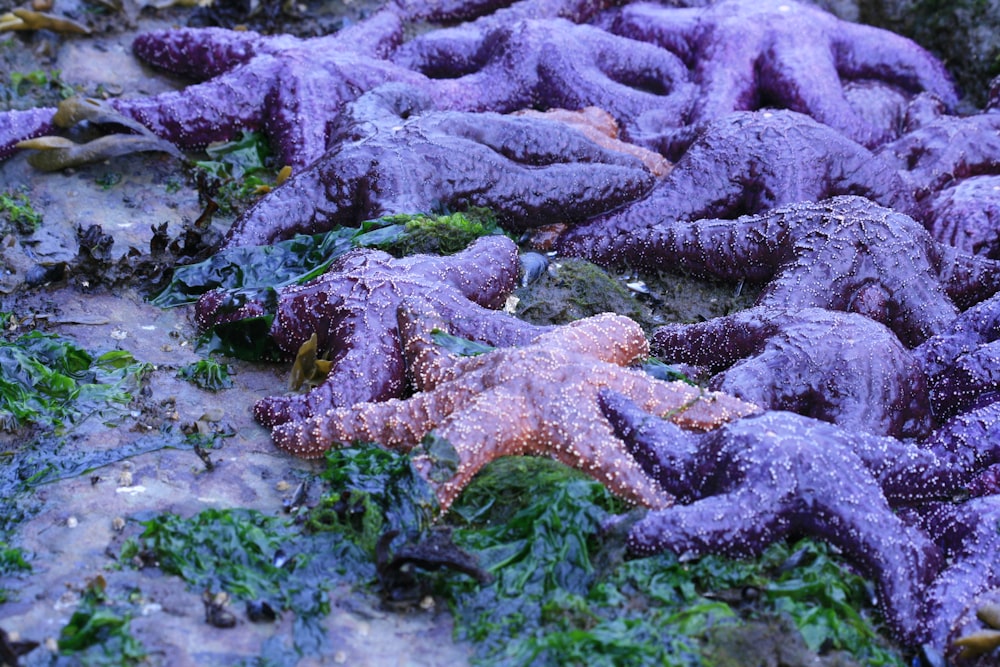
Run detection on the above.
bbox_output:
[531,313,648,367]
[418,235,523,309]
[554,109,914,262]
[620,407,942,644]
[916,294,1000,376]
[598,389,707,500]
[669,308,932,438]
[760,38,887,144]
[917,498,1000,651]
[0,106,55,160]
[109,68,272,151]
[130,27,267,79]
[269,387,452,458]
[926,342,1000,421]
[628,489,788,560]
[221,146,365,248]
[879,112,1000,196]
[933,244,1000,310]
[599,3,702,65]
[651,307,776,370]
[870,403,1000,504]
[605,0,951,149]
[439,301,548,348]
[439,110,648,169]
[832,22,957,107]
[331,4,406,59]
[254,331,406,428]
[921,176,1000,258]
[754,197,962,346]
[532,24,694,128]
[261,65,362,169]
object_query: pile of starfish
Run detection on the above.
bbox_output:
[7,0,1000,661]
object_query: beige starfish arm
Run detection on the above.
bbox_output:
[533,313,649,366]
[397,297,495,391]
[413,386,536,511]
[534,409,675,511]
[413,380,673,512]
[601,367,762,430]
[269,390,450,457]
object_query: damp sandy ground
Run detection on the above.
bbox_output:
[0,7,472,665]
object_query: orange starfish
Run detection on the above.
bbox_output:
[271,299,759,510]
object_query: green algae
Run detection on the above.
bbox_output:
[104,444,906,666]
[0,330,151,433]
[352,208,503,257]
[55,577,147,666]
[443,459,906,667]
[0,187,41,235]
[176,358,233,391]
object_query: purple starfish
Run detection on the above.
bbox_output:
[195,235,546,428]
[915,293,1000,422]
[392,16,694,143]
[877,107,1000,201]
[913,491,1000,661]
[599,391,1000,647]
[221,83,655,248]
[598,0,957,156]
[651,306,931,438]
[554,109,916,247]
[876,107,1000,257]
[105,5,431,169]
[558,196,1000,347]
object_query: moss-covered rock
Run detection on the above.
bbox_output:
[514,257,653,327]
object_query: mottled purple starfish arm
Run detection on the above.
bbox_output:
[653,307,932,439]
[397,18,694,140]
[599,390,941,645]
[934,244,1000,310]
[604,0,956,149]
[915,496,1000,652]
[223,86,654,247]
[562,197,991,347]
[401,0,612,23]
[396,0,615,72]
[555,110,915,248]
[130,27,267,79]
[109,73,268,151]
[876,106,1000,199]
[0,107,55,160]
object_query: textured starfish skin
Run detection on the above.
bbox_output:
[195,235,544,429]
[915,493,1000,661]
[878,108,1000,201]
[916,294,1000,421]
[0,107,55,160]
[554,109,916,247]
[221,84,655,248]
[651,306,931,438]
[599,391,1000,647]
[558,196,1000,347]
[102,6,431,169]
[877,109,1000,257]
[271,301,759,511]
[392,17,695,144]
[600,0,957,155]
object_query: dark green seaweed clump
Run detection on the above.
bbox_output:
[56,576,147,666]
[442,458,906,666]
[118,446,906,666]
[176,358,233,391]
